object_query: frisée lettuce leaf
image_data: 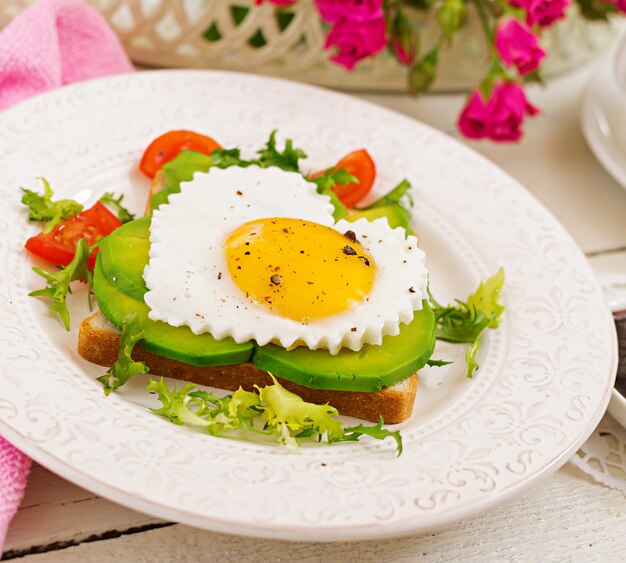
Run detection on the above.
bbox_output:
[429,268,505,377]
[29,238,92,331]
[97,314,149,395]
[21,178,83,233]
[146,374,403,454]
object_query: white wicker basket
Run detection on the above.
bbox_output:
[0,0,617,92]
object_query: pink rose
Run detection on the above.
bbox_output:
[391,36,415,66]
[315,0,384,23]
[457,82,540,142]
[325,17,387,70]
[509,0,570,27]
[495,17,546,75]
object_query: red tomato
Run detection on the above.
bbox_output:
[139,130,222,178]
[311,149,376,208]
[25,202,122,271]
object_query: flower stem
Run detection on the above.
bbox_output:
[472,0,493,43]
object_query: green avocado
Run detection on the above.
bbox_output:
[108,215,151,239]
[93,260,253,367]
[251,302,435,392]
[347,204,412,235]
[98,235,149,301]
[98,216,151,301]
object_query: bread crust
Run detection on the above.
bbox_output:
[78,311,418,424]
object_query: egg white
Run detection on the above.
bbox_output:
[143,166,429,355]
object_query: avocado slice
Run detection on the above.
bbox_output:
[347,204,412,235]
[93,260,253,367]
[98,235,149,301]
[108,215,151,239]
[252,302,435,392]
[98,217,151,301]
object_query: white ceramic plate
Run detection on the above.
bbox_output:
[0,71,617,541]
[595,267,626,428]
[581,35,626,190]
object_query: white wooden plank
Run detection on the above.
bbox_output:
[3,464,162,555]
[7,464,625,562]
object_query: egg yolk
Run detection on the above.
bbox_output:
[225,218,375,322]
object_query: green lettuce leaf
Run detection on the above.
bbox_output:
[21,178,83,233]
[257,375,344,446]
[99,192,135,224]
[466,267,505,329]
[97,314,149,394]
[362,178,413,210]
[147,378,216,428]
[429,268,505,377]
[306,167,356,220]
[330,416,403,457]
[256,130,307,172]
[29,238,91,331]
[147,374,403,453]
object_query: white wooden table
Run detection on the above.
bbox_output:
[4,51,626,561]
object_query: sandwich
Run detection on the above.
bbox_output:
[77,130,435,424]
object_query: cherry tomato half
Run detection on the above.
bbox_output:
[311,149,376,208]
[139,130,222,178]
[25,202,122,272]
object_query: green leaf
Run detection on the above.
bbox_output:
[145,374,404,453]
[29,238,91,331]
[427,358,453,367]
[256,130,307,172]
[408,48,440,95]
[466,267,505,329]
[575,0,615,20]
[362,179,413,210]
[306,167,355,220]
[429,268,505,377]
[97,314,149,394]
[331,416,403,457]
[430,297,491,344]
[99,192,135,224]
[465,339,481,378]
[21,178,83,233]
[257,374,345,444]
[147,378,215,427]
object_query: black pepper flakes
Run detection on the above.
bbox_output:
[358,256,370,267]
[270,274,283,285]
[244,251,250,255]
[351,327,357,332]
[217,272,222,280]
[343,230,357,242]
[342,245,357,256]
[236,190,243,196]
[409,286,416,293]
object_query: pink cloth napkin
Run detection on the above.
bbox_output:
[0,0,132,550]
[0,438,31,551]
[0,0,133,111]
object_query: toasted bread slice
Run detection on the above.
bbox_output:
[78,310,418,424]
